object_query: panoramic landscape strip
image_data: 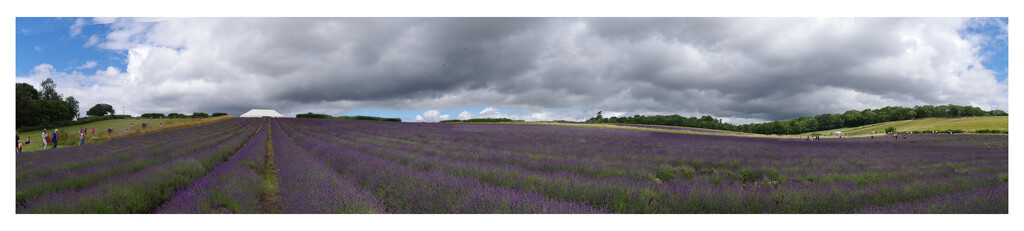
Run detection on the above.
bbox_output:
[16,118,1008,214]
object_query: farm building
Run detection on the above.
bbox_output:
[240,109,285,118]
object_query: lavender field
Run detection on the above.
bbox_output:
[15,118,1008,214]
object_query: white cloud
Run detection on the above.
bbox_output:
[413,109,450,122]
[84,35,100,47]
[75,61,98,69]
[70,18,86,37]
[479,107,499,114]
[450,107,590,122]
[457,111,473,120]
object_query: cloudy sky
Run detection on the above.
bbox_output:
[15,17,1008,123]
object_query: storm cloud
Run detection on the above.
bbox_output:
[16,18,1008,122]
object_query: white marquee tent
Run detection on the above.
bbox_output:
[239,109,285,118]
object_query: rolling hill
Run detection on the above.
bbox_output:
[18,116,234,152]
[799,116,1008,136]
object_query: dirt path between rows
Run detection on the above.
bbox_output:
[259,119,282,214]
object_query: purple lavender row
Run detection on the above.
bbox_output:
[17,119,248,187]
[270,120,386,213]
[16,120,260,213]
[17,118,247,174]
[16,118,248,184]
[17,118,245,165]
[609,123,743,134]
[16,119,256,204]
[281,119,1006,213]
[277,119,598,213]
[314,119,1006,188]
[855,185,1008,213]
[655,173,1007,213]
[157,119,269,213]
[294,122,677,213]
[289,120,660,183]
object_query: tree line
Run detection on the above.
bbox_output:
[15,79,106,131]
[585,104,1008,135]
[16,78,232,132]
[139,112,227,119]
[296,112,402,122]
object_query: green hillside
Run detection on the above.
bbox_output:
[17,116,233,153]
[799,116,1008,136]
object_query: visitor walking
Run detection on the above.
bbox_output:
[52,129,58,148]
[42,129,48,150]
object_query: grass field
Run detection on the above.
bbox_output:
[797,116,1008,137]
[17,116,234,153]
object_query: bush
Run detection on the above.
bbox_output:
[884,127,896,133]
[167,113,187,118]
[16,115,130,132]
[336,115,401,122]
[211,112,228,117]
[141,113,166,119]
[976,129,1008,134]
[296,112,333,119]
[191,112,210,118]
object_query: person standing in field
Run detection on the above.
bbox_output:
[42,129,48,150]
[125,128,128,134]
[91,126,95,134]
[159,123,162,129]
[79,132,85,146]
[17,139,22,154]
[52,129,58,148]
[16,132,19,153]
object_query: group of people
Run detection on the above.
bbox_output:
[18,121,168,153]
[15,128,60,153]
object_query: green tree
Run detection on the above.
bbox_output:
[33,100,68,126]
[841,110,863,127]
[65,96,80,120]
[814,114,844,130]
[16,83,40,128]
[40,78,61,101]
[885,126,896,134]
[141,113,165,118]
[914,105,934,118]
[87,104,116,117]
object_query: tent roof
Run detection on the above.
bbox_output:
[239,109,285,118]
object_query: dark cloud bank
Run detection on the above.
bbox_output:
[17,18,1007,122]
